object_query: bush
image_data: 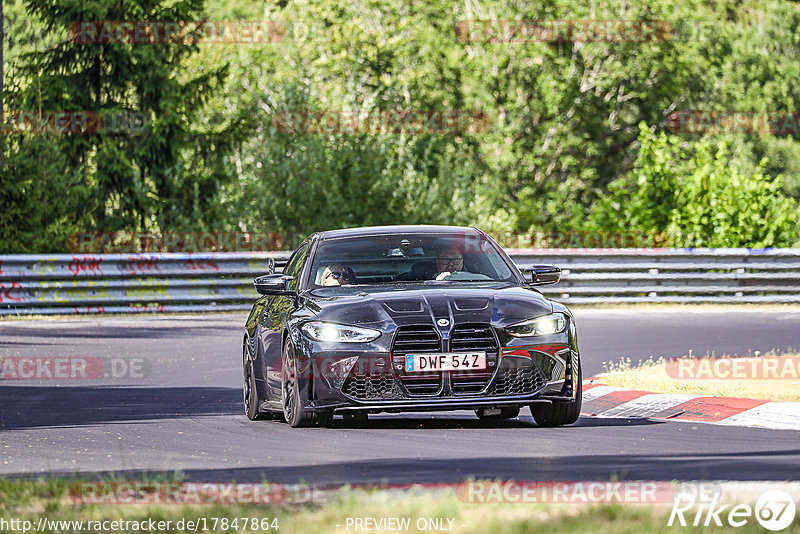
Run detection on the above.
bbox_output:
[589,123,799,248]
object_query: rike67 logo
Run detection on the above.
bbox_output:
[669,487,796,531]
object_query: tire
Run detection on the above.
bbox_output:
[530,360,582,427]
[475,407,520,420]
[243,343,269,421]
[281,340,331,428]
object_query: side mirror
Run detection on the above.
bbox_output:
[521,265,561,286]
[254,274,295,295]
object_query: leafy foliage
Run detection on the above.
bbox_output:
[0,135,91,252]
[590,123,798,247]
[1,0,799,251]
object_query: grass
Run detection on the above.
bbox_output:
[1,477,796,533]
[598,352,800,401]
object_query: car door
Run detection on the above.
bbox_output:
[262,240,312,401]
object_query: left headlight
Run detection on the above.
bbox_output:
[300,321,381,343]
[505,312,568,337]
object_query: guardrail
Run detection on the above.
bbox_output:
[1,249,799,315]
[0,253,289,315]
[515,248,800,304]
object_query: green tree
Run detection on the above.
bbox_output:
[221,82,478,239]
[668,145,797,248]
[4,0,232,240]
[4,0,800,251]
[590,123,798,247]
[0,135,91,252]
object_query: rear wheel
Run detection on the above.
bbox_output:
[281,340,332,428]
[530,360,582,427]
[243,344,268,421]
[475,407,520,420]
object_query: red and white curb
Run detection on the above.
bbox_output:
[580,380,800,430]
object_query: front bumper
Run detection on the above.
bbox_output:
[302,345,578,413]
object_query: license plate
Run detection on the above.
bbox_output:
[404,352,486,372]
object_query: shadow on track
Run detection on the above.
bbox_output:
[23,448,800,485]
[571,417,660,427]
[331,415,662,430]
[0,386,242,430]
[0,324,233,340]
[0,384,664,431]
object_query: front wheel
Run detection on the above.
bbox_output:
[281,340,332,428]
[530,360,582,427]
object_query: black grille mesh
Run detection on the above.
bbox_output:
[450,324,497,394]
[342,372,404,400]
[391,325,442,396]
[489,359,548,396]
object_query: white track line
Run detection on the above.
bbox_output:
[717,402,800,431]
[581,385,628,402]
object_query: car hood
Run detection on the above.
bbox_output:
[302,283,553,329]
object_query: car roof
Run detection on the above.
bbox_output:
[317,225,482,240]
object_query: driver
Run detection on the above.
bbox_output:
[321,264,355,286]
[435,246,464,280]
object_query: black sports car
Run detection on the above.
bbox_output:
[242,225,582,427]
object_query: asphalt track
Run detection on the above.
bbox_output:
[1,308,799,484]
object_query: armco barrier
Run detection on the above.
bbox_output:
[517,248,800,304]
[0,253,290,315]
[0,249,799,315]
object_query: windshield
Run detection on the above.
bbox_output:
[309,232,518,287]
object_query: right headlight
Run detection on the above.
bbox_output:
[505,312,568,337]
[300,321,381,343]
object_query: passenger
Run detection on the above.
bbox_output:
[321,264,355,286]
